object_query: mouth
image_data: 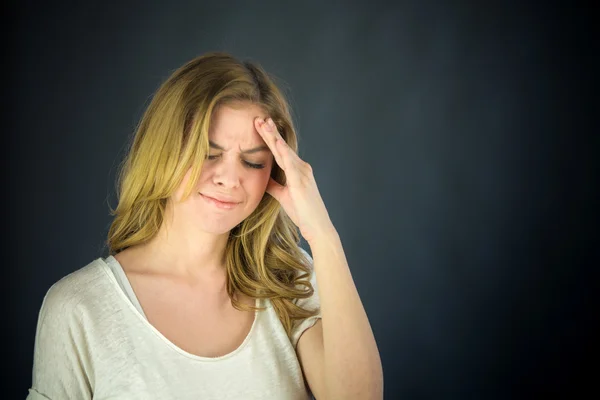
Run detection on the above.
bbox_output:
[200,193,240,210]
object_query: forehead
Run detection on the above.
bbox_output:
[209,103,267,148]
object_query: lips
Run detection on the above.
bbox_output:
[201,194,240,204]
[200,193,241,210]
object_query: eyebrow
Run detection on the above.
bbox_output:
[209,141,270,154]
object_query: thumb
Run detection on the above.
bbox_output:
[265,177,285,202]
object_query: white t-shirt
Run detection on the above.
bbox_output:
[26,249,321,400]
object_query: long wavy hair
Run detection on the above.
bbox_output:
[106,52,319,340]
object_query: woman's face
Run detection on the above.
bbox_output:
[172,103,274,235]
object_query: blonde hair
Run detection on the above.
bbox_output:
[106,52,318,340]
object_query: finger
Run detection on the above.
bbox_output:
[260,118,299,170]
[263,118,307,170]
[255,118,286,171]
[274,137,296,174]
[265,176,285,202]
[256,118,312,187]
[255,118,279,160]
[268,131,309,178]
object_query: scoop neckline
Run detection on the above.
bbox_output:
[98,255,261,362]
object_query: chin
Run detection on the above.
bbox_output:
[198,223,238,236]
[195,214,247,235]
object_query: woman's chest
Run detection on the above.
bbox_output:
[130,275,257,358]
[150,303,255,357]
[90,289,310,400]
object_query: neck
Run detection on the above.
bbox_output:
[135,206,231,285]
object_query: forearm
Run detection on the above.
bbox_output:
[309,230,384,400]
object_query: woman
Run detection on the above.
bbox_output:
[27,52,383,399]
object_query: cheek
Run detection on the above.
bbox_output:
[257,170,272,191]
[173,168,195,201]
[196,164,216,185]
[247,170,271,197]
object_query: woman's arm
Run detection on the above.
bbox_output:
[298,230,384,400]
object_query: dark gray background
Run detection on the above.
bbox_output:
[7,0,597,398]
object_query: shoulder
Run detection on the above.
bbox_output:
[38,258,115,326]
[30,259,118,397]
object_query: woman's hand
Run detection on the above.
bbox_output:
[255,117,336,245]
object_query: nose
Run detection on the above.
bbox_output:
[212,158,241,189]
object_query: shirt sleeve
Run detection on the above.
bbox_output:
[290,247,322,349]
[27,282,93,400]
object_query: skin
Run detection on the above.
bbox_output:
[115,100,383,397]
[116,102,274,292]
[253,115,383,399]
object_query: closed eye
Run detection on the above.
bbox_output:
[244,161,265,169]
[206,155,265,170]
